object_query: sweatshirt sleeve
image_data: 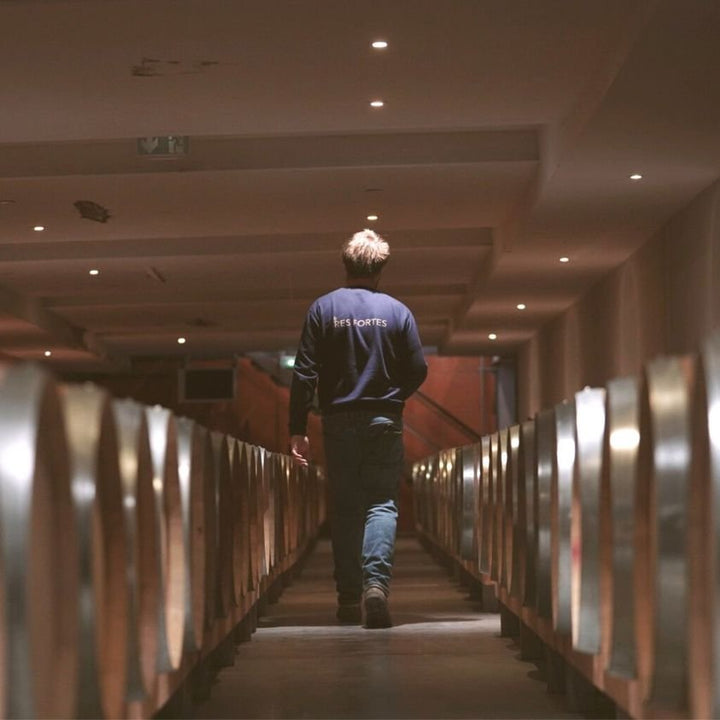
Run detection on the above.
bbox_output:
[288,304,322,436]
[398,311,427,399]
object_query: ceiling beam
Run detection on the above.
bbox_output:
[0,130,538,179]
[0,228,493,263]
[0,283,124,368]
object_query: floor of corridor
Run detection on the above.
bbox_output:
[193,536,582,720]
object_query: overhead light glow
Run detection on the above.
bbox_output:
[370,100,384,108]
[89,269,99,276]
[630,173,643,181]
[488,333,497,340]
[371,40,388,49]
[367,214,379,221]
[177,337,186,345]
[517,303,526,310]
[33,225,45,232]
[44,350,52,357]
[559,256,570,263]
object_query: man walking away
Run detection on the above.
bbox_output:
[289,229,427,628]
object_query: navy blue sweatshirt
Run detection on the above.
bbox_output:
[289,287,428,435]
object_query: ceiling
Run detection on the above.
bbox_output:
[1,0,719,373]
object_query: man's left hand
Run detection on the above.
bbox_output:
[290,435,310,466]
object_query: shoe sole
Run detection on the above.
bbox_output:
[364,596,392,629]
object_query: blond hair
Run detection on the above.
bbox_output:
[342,229,390,277]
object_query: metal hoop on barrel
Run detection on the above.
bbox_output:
[62,384,129,718]
[571,387,606,654]
[604,376,641,680]
[0,364,79,719]
[507,425,521,599]
[535,407,554,620]
[210,432,233,617]
[227,438,244,606]
[176,416,209,653]
[552,400,574,636]
[112,399,159,702]
[520,419,536,608]
[460,444,478,562]
[643,356,693,712]
[688,332,720,719]
[145,406,186,673]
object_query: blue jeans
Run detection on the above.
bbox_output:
[322,410,404,605]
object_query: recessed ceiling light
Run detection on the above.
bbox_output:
[517,303,526,310]
[89,269,99,276]
[367,214,379,221]
[630,173,643,181]
[44,350,52,357]
[559,256,570,263]
[370,99,384,108]
[488,333,497,340]
[371,40,388,49]
[33,225,45,232]
[177,337,186,345]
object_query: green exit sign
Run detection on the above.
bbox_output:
[137,136,189,156]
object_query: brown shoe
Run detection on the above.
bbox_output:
[363,586,392,629]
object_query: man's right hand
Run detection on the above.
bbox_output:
[290,434,310,466]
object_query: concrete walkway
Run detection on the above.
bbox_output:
[194,536,581,719]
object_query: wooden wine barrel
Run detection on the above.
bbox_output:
[639,356,694,712]
[175,416,209,653]
[144,406,186,673]
[62,384,128,719]
[535,407,554,619]
[552,400,574,635]
[604,376,641,680]
[688,332,720,720]
[519,419,536,608]
[0,364,79,719]
[111,399,159,702]
[506,425,522,600]
[571,387,606,654]
[209,432,233,617]
[478,435,491,574]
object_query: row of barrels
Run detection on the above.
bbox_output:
[412,329,720,719]
[0,362,326,719]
